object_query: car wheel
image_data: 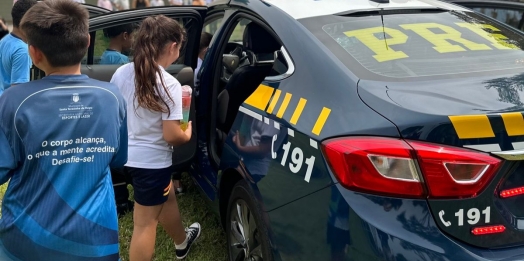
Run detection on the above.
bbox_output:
[226,180,273,261]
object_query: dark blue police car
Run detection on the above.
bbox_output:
[73,0,524,260]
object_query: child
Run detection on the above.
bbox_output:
[101,23,138,65]
[110,15,200,261]
[0,0,128,260]
[0,0,37,95]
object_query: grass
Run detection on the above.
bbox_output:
[0,173,228,261]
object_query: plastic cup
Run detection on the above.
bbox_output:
[181,85,192,131]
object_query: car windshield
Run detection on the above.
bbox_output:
[299,10,524,80]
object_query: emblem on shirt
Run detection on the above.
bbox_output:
[72,93,80,103]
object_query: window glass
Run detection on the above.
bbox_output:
[300,11,524,80]
[228,18,249,43]
[204,17,224,35]
[472,7,524,29]
[87,17,195,65]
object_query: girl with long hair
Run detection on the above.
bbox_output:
[110,15,201,261]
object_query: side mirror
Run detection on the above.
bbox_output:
[222,54,240,73]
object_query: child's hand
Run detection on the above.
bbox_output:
[184,121,192,141]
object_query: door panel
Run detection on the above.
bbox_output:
[82,64,193,85]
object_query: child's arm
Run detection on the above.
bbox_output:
[0,129,15,185]
[10,48,31,86]
[163,120,191,146]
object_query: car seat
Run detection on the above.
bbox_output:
[217,22,281,134]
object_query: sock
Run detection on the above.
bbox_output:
[175,234,188,250]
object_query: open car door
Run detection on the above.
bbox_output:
[85,6,207,171]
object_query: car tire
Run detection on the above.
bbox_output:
[226,179,273,261]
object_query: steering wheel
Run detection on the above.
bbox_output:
[221,42,251,83]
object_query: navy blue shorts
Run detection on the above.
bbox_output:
[124,166,173,206]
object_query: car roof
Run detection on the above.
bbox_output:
[259,0,470,19]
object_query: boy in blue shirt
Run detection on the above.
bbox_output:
[0,0,128,260]
[0,0,37,95]
[100,23,137,65]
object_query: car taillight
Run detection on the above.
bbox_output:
[500,186,524,198]
[322,137,501,199]
[471,225,506,235]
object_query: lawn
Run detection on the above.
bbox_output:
[0,173,228,261]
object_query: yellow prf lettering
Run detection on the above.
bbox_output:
[400,23,491,53]
[344,27,408,62]
[456,23,519,50]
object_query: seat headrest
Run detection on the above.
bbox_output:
[243,22,281,54]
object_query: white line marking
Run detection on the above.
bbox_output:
[512,142,524,150]
[239,106,262,121]
[463,144,501,152]
[310,139,318,149]
[274,121,280,129]
[288,128,294,137]
[264,117,270,125]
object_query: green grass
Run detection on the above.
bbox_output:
[0,173,228,261]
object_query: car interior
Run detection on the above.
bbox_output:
[214,21,284,158]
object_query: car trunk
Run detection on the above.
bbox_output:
[358,73,524,249]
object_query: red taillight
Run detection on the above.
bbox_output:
[409,141,501,198]
[471,225,506,235]
[322,137,501,199]
[500,186,524,198]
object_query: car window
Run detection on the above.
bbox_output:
[300,11,524,80]
[86,17,194,65]
[204,17,224,35]
[222,18,289,77]
[229,18,249,43]
[472,7,524,30]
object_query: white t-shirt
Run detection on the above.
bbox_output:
[111,63,183,169]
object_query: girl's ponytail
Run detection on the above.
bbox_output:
[133,15,186,116]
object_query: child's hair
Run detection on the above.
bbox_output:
[133,15,186,115]
[103,23,139,39]
[20,0,89,67]
[11,0,37,28]
[200,32,212,52]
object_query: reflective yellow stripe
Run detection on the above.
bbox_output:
[449,115,495,139]
[266,89,282,114]
[276,93,292,118]
[312,107,331,136]
[501,112,524,136]
[244,84,274,111]
[290,98,307,125]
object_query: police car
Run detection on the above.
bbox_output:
[74,0,524,260]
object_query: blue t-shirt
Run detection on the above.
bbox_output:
[0,75,127,261]
[0,33,32,95]
[100,50,129,65]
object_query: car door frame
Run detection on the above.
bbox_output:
[86,6,208,170]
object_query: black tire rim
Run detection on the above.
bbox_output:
[229,199,263,261]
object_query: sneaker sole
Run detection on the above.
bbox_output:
[176,225,202,260]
